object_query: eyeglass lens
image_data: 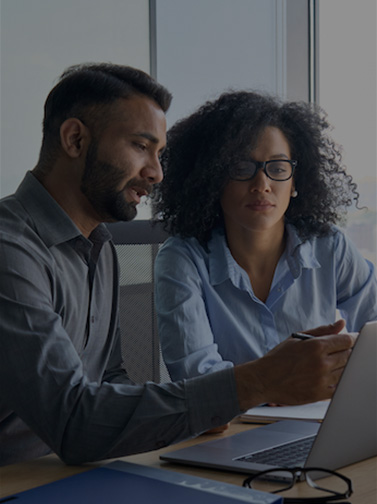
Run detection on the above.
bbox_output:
[231,160,293,181]
[247,469,351,499]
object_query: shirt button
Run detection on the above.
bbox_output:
[91,316,95,323]
[155,440,165,449]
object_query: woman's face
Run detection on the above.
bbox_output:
[220,126,295,237]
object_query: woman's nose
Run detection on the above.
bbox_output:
[250,169,271,192]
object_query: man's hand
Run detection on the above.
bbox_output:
[234,322,356,412]
[203,423,230,435]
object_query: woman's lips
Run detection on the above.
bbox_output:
[246,200,275,211]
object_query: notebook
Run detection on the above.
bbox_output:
[161,321,377,476]
[2,460,281,504]
[239,400,330,424]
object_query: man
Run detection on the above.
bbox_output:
[0,63,353,467]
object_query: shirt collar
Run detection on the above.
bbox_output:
[207,224,321,286]
[285,223,321,275]
[15,171,112,248]
[208,228,250,288]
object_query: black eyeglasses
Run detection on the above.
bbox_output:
[229,159,297,182]
[242,467,353,503]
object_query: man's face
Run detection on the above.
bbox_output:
[80,95,166,222]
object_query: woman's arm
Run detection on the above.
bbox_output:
[334,230,377,330]
[155,238,234,381]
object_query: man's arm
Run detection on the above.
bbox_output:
[0,226,355,466]
[0,229,238,466]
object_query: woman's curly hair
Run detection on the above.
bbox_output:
[152,91,359,244]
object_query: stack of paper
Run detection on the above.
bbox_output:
[239,400,330,424]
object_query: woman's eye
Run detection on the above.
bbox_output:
[269,163,288,174]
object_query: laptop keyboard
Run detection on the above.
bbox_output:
[236,435,316,467]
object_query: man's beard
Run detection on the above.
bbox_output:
[81,140,139,222]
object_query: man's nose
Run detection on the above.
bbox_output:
[142,156,163,184]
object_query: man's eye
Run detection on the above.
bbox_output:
[134,142,147,151]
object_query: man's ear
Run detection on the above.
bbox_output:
[59,118,89,158]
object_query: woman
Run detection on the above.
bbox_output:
[153,91,377,382]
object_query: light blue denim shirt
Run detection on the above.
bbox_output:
[155,225,377,381]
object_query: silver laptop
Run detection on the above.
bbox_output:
[161,321,377,475]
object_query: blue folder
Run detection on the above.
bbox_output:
[1,460,281,503]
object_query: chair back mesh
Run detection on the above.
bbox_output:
[107,221,170,384]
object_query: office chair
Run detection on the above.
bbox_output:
[107,220,170,384]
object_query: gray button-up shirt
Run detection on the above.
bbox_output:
[0,172,240,466]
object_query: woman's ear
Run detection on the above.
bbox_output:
[291,180,298,198]
[59,118,89,158]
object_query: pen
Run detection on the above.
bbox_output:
[291,332,315,340]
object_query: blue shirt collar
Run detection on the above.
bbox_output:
[285,223,321,276]
[207,224,320,287]
[208,228,250,288]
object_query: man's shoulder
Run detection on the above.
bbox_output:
[0,191,52,267]
[0,193,34,235]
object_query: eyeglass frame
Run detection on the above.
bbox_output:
[228,159,297,182]
[242,466,353,504]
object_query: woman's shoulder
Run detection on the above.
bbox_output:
[161,234,203,252]
[157,230,228,272]
[301,225,364,264]
[162,228,224,252]
[288,223,346,246]
[286,224,352,264]
[314,225,351,248]
[157,233,209,264]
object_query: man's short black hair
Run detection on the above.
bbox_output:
[38,62,172,168]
